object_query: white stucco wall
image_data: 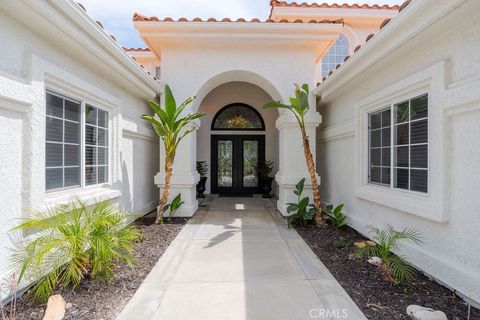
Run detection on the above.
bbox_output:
[316,0,480,305]
[0,6,159,285]
[152,33,326,215]
[197,81,279,194]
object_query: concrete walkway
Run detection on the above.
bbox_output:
[117,196,366,320]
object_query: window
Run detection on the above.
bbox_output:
[45,91,109,191]
[322,34,349,78]
[45,92,81,190]
[368,94,428,193]
[211,103,265,130]
[85,105,109,186]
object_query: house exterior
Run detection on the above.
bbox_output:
[0,0,479,307]
[0,0,160,294]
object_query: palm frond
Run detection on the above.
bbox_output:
[10,198,141,302]
[388,254,417,284]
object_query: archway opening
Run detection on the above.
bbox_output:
[196,81,279,196]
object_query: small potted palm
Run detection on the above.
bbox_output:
[258,160,274,198]
[196,161,208,198]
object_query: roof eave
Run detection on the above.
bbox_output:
[313,0,463,99]
[5,0,161,98]
[133,20,345,44]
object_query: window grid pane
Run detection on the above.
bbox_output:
[368,94,428,194]
[368,107,391,186]
[85,105,109,186]
[322,34,349,78]
[45,92,81,190]
[393,94,428,193]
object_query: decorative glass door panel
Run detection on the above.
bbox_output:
[243,140,258,188]
[217,140,233,187]
[211,135,264,194]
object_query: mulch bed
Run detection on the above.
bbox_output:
[295,224,480,320]
[8,216,187,320]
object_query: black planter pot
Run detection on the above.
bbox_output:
[196,176,208,198]
[260,176,274,198]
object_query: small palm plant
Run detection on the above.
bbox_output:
[263,84,324,224]
[142,85,205,223]
[356,225,423,284]
[10,198,141,302]
[286,179,316,227]
[323,204,347,229]
[164,193,184,223]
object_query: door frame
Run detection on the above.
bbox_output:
[211,134,265,194]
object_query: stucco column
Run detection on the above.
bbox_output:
[275,107,322,216]
[154,121,200,217]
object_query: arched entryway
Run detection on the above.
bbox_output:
[210,103,265,194]
[196,81,279,196]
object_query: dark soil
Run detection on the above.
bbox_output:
[296,224,480,320]
[9,216,187,320]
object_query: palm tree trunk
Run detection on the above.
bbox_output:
[300,128,324,225]
[156,157,173,224]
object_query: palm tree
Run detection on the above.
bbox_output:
[263,84,324,224]
[356,225,423,284]
[141,85,205,223]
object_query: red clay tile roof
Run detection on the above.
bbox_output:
[268,1,399,24]
[270,0,400,10]
[319,0,410,84]
[132,13,344,24]
[124,47,151,52]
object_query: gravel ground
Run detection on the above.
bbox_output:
[296,224,480,320]
[8,216,187,320]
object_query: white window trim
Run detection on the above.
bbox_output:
[353,62,448,222]
[43,79,119,205]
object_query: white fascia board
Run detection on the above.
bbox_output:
[135,21,344,45]
[313,0,468,99]
[14,0,161,98]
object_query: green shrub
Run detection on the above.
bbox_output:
[257,160,274,178]
[286,179,316,227]
[356,225,423,284]
[10,198,141,302]
[196,161,208,177]
[163,193,184,223]
[323,204,347,229]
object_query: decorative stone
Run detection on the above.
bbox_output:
[406,305,447,320]
[368,256,383,266]
[65,303,73,310]
[43,294,66,320]
[366,240,377,246]
[353,241,366,248]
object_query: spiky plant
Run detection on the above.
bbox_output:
[141,85,205,223]
[263,84,324,224]
[356,225,423,284]
[10,198,141,302]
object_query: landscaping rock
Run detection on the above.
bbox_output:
[354,241,367,248]
[42,294,66,320]
[366,240,377,246]
[368,256,383,266]
[407,305,447,320]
